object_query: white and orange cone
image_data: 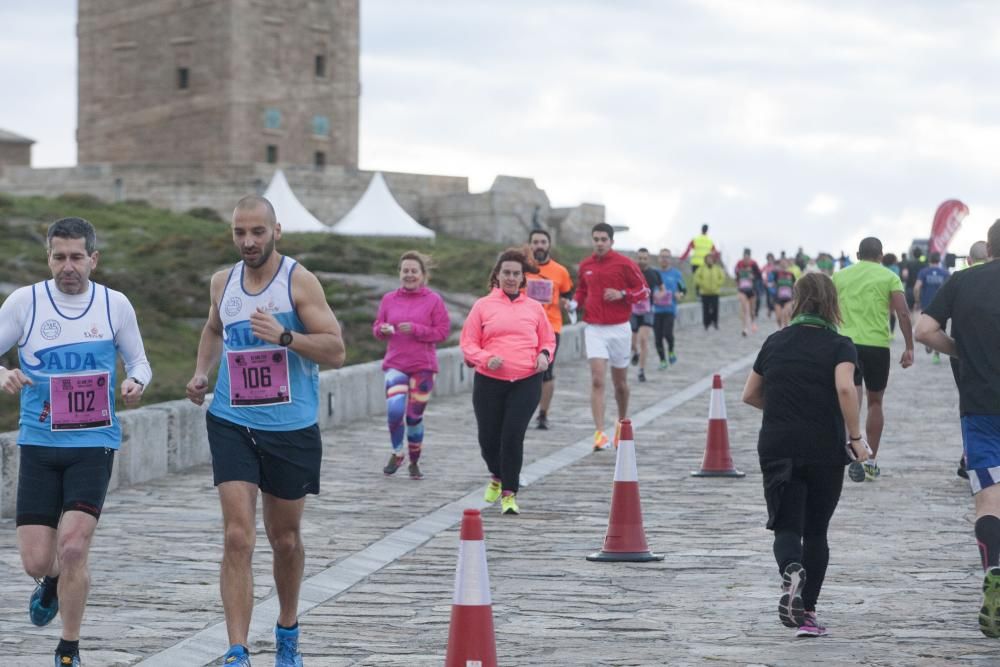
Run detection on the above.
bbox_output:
[691,374,745,478]
[587,419,664,562]
[445,509,498,667]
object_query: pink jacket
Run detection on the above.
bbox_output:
[460,288,556,382]
[373,286,450,373]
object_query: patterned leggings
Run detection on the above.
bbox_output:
[384,369,435,462]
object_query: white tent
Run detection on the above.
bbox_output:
[262,169,331,233]
[331,172,435,238]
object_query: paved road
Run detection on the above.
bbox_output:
[0,312,992,666]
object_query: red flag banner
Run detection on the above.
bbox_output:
[929,199,968,255]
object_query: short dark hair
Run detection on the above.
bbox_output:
[929,251,941,264]
[989,220,1000,258]
[701,224,709,234]
[47,217,97,254]
[637,247,649,254]
[858,237,883,260]
[234,194,277,225]
[488,247,538,290]
[881,253,897,267]
[591,222,614,240]
[528,229,551,243]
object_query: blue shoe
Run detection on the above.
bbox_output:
[275,625,303,667]
[669,352,678,365]
[55,653,81,667]
[221,644,251,666]
[31,578,59,627]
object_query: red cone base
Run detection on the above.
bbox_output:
[445,605,497,667]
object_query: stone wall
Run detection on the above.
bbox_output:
[0,298,741,518]
[0,163,468,226]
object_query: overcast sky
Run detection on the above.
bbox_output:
[3,0,999,258]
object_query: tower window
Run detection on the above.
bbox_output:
[264,108,282,130]
[266,145,278,164]
[315,54,326,78]
[177,67,189,89]
[314,151,326,168]
[312,115,329,136]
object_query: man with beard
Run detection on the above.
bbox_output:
[0,217,151,667]
[525,229,574,430]
[186,195,345,667]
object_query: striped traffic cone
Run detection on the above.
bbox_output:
[691,374,745,477]
[587,419,664,562]
[445,509,498,667]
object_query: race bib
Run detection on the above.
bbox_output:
[632,299,651,315]
[738,278,753,290]
[777,285,793,299]
[653,289,673,307]
[227,348,291,407]
[49,371,112,431]
[526,279,554,303]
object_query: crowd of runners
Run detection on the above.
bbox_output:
[1,201,999,665]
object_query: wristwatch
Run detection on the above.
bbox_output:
[279,329,294,347]
[129,377,145,389]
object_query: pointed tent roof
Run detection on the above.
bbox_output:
[331,172,435,238]
[262,169,331,233]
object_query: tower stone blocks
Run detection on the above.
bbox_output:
[77,0,360,168]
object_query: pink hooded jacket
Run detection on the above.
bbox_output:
[460,288,556,382]
[373,286,450,373]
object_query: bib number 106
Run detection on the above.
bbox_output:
[240,366,272,389]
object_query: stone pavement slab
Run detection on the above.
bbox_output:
[1,314,993,666]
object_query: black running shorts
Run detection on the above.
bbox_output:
[542,333,560,382]
[16,445,115,527]
[206,412,322,500]
[853,344,891,392]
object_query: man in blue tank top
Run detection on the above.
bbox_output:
[186,195,345,667]
[0,217,151,667]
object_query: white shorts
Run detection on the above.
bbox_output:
[585,322,632,368]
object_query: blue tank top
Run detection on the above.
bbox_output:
[208,257,319,430]
[18,281,121,448]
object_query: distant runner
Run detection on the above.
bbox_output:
[914,251,950,364]
[525,229,574,431]
[630,248,663,383]
[653,249,687,369]
[734,248,761,336]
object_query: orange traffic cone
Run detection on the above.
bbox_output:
[445,509,498,667]
[691,374,745,477]
[587,419,664,562]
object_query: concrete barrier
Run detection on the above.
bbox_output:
[0,297,738,518]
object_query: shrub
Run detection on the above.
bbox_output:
[186,206,225,222]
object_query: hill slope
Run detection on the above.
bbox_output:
[0,194,598,431]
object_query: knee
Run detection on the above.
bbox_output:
[613,379,629,394]
[22,555,52,579]
[591,376,605,391]
[268,528,302,558]
[223,524,256,560]
[56,534,89,571]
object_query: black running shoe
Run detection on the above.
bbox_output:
[631,351,639,366]
[536,414,549,430]
[383,453,405,476]
[958,456,969,480]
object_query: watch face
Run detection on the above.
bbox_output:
[279,331,293,346]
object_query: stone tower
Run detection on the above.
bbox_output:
[77,0,360,168]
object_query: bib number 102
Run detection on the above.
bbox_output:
[66,390,96,413]
[241,366,272,389]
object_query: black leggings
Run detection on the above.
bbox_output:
[701,295,719,329]
[653,312,676,360]
[767,462,844,611]
[472,372,542,494]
